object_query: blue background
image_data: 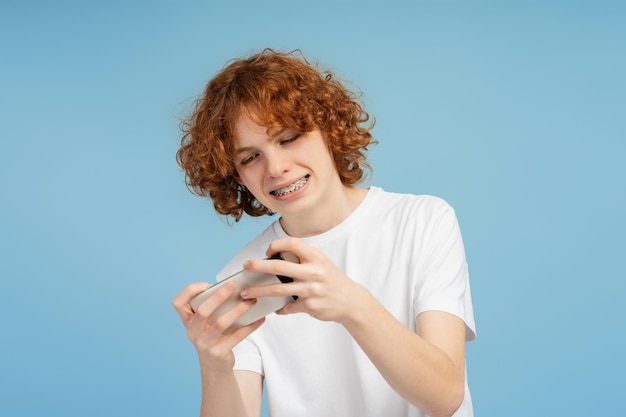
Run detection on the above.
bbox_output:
[1,1,624,415]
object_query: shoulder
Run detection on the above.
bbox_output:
[362,188,464,246]
[368,186,455,220]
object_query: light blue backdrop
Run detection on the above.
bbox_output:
[1,1,624,416]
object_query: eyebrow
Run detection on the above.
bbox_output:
[235,146,255,156]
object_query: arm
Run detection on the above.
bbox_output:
[172,282,264,417]
[240,238,467,417]
[233,371,264,417]
[198,368,263,417]
[342,292,466,417]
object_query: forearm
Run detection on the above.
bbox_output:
[342,292,465,417]
[198,366,250,417]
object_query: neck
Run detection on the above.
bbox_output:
[279,186,368,237]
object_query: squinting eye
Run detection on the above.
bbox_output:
[240,153,258,166]
[280,133,301,145]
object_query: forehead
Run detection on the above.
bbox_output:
[234,114,265,137]
[233,113,288,146]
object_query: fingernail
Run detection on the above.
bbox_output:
[224,282,236,292]
[242,261,250,271]
[240,289,250,298]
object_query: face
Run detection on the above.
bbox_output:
[233,114,343,220]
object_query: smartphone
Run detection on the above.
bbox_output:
[189,252,298,334]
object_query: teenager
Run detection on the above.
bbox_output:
[173,49,476,417]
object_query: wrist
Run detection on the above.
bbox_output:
[339,284,382,331]
[198,352,235,378]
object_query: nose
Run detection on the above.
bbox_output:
[265,149,291,178]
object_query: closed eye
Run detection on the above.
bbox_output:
[279,133,301,146]
[239,153,259,166]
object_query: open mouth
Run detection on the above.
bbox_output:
[270,175,310,197]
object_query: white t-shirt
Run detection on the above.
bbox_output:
[217,187,476,417]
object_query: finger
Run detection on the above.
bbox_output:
[204,298,261,338]
[240,281,305,300]
[223,317,266,347]
[203,316,266,355]
[275,301,301,316]
[244,257,302,282]
[172,282,210,320]
[187,281,238,335]
[267,238,327,269]
[266,237,307,259]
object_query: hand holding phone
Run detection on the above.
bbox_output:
[189,252,298,333]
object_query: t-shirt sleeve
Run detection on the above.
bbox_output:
[413,202,476,341]
[232,336,265,375]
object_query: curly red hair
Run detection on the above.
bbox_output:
[177,49,376,221]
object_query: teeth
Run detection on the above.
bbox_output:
[272,176,309,196]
